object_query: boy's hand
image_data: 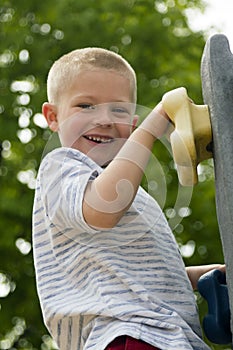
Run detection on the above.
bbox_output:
[140,102,170,139]
[186,264,226,290]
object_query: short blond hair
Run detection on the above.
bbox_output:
[47,47,137,104]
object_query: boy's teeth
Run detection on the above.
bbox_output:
[86,135,112,143]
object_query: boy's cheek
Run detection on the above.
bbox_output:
[58,114,85,147]
[119,123,133,138]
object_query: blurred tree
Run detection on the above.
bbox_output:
[0,0,226,349]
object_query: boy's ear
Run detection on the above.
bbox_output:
[42,102,59,132]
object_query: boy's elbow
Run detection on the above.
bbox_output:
[82,201,123,229]
[82,181,131,229]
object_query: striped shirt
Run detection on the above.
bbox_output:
[33,147,210,350]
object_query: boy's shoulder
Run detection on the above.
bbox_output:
[38,147,102,184]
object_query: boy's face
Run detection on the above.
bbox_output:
[43,69,137,166]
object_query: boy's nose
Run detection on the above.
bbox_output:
[94,105,113,127]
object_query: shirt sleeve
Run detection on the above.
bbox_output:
[39,148,101,233]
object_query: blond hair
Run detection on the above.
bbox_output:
[47,47,137,104]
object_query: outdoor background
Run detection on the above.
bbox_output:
[0,0,229,349]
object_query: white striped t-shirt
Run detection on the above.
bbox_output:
[32,147,210,350]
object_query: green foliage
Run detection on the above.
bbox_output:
[0,0,227,349]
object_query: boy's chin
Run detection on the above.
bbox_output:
[86,145,122,167]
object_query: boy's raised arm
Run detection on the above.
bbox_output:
[83,103,169,229]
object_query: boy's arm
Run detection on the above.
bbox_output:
[83,103,169,229]
[186,264,226,290]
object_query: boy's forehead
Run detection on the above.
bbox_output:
[73,67,129,81]
[67,68,132,101]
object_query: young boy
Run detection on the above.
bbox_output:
[33,47,224,350]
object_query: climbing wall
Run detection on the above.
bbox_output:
[201,34,233,343]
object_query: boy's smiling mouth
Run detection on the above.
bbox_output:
[84,135,114,144]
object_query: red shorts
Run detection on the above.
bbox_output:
[105,336,160,350]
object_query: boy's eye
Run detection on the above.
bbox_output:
[77,103,95,110]
[111,106,131,118]
[112,107,128,113]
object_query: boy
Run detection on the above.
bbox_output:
[33,47,224,350]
